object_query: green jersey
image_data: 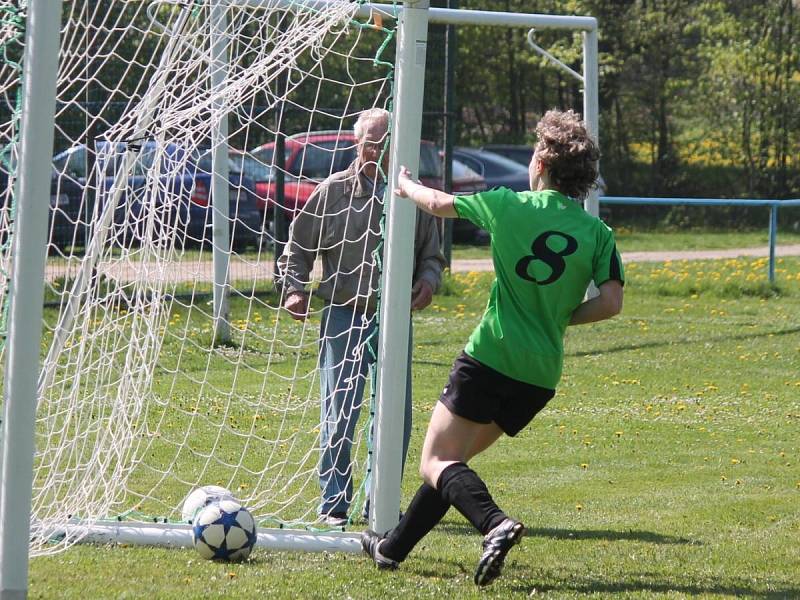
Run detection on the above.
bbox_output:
[454,187,624,389]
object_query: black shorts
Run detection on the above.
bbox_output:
[439,352,555,436]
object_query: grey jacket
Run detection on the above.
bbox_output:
[277,161,445,314]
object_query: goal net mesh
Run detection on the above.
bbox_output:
[0,0,399,556]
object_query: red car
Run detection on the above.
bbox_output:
[250,131,448,220]
[249,131,489,243]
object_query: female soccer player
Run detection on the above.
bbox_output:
[361,109,625,586]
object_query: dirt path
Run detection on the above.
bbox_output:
[43,244,800,284]
[450,244,800,273]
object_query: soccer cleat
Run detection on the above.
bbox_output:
[322,511,349,527]
[360,529,399,570]
[474,518,525,586]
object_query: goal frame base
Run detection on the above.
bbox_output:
[58,521,362,553]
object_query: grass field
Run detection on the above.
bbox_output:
[28,254,800,599]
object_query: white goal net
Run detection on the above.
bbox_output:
[0,0,401,556]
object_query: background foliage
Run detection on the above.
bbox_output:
[423,0,799,214]
[2,1,797,229]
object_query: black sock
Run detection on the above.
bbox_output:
[437,462,506,535]
[381,483,450,562]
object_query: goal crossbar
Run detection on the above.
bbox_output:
[222,0,597,30]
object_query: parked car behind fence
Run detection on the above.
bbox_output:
[250,131,445,222]
[479,144,534,167]
[250,131,493,244]
[449,157,489,244]
[0,144,85,251]
[50,142,263,250]
[453,147,531,193]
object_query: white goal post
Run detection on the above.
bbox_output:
[0,1,597,597]
[0,2,62,599]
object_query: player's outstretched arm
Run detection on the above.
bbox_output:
[569,280,624,325]
[395,165,458,218]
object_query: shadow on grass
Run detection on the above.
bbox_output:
[404,558,799,599]
[413,359,456,368]
[403,548,798,599]
[526,526,697,545]
[511,576,799,599]
[414,321,800,366]
[568,324,800,358]
[434,522,696,545]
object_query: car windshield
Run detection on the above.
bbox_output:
[458,150,529,177]
[289,140,357,179]
[484,146,533,166]
[419,142,442,179]
[53,146,86,178]
[233,153,272,181]
[250,143,294,167]
[452,159,481,180]
[253,146,274,164]
[195,150,246,176]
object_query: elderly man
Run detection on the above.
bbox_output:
[278,108,445,526]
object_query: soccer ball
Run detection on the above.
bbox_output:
[192,499,257,561]
[181,485,235,523]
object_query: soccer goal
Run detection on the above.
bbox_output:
[0,0,597,596]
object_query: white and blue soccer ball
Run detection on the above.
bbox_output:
[192,499,257,561]
[181,485,235,523]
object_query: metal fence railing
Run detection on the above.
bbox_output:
[600,197,800,282]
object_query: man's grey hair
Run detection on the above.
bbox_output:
[354,108,390,141]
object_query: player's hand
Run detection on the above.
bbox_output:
[284,291,309,321]
[410,279,434,311]
[394,165,414,198]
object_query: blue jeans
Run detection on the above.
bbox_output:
[318,304,412,516]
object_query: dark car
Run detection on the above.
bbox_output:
[193,148,264,248]
[52,142,263,249]
[453,147,531,192]
[449,157,489,244]
[0,144,86,250]
[479,144,533,167]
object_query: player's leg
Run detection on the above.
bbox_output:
[365,353,506,565]
[418,354,550,585]
[364,353,547,584]
[368,401,502,561]
[422,404,526,586]
[420,402,509,532]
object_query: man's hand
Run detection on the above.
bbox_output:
[410,279,434,311]
[284,291,309,321]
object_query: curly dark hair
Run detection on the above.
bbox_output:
[534,109,600,200]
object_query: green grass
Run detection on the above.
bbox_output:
[28,257,800,598]
[451,229,800,261]
[613,229,800,253]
